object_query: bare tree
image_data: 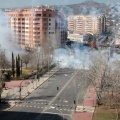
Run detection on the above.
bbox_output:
[21,52,31,69]
[81,52,109,105]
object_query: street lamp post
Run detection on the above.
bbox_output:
[19,80,24,100]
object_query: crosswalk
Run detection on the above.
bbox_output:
[15,101,74,112]
[15,104,74,112]
[16,101,72,107]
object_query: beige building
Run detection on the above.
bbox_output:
[68,15,105,35]
[5,6,66,50]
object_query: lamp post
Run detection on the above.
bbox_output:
[36,45,41,87]
[19,80,24,100]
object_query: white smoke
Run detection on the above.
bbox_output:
[0,10,24,59]
[53,44,91,69]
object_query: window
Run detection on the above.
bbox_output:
[43,18,47,21]
[43,23,47,26]
[49,14,51,17]
[49,23,51,25]
[33,18,40,21]
[34,28,40,30]
[49,19,51,21]
[35,14,41,17]
[43,14,46,17]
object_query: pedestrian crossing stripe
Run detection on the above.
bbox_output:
[14,104,74,111]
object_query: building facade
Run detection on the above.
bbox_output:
[68,15,106,35]
[5,6,67,50]
[67,15,106,44]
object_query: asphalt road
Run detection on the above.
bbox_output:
[0,68,89,120]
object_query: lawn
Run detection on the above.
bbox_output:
[92,106,117,120]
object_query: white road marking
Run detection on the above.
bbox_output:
[42,70,79,113]
[50,106,55,109]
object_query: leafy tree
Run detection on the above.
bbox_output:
[16,56,18,78]
[12,52,15,77]
[21,59,22,75]
[18,54,20,77]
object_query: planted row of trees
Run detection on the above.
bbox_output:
[12,52,22,78]
[81,52,120,110]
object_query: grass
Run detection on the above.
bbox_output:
[22,68,33,75]
[92,106,117,120]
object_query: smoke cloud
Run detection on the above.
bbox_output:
[0,10,24,59]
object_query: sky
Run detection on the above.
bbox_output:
[0,0,119,8]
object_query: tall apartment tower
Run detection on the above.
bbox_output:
[68,15,106,35]
[5,6,58,50]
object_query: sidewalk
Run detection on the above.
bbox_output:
[1,67,59,110]
[73,85,96,120]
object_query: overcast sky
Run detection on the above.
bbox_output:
[0,0,119,8]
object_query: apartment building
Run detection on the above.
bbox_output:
[68,15,106,35]
[5,6,67,50]
[67,15,106,43]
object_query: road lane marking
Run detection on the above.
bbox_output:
[42,70,79,113]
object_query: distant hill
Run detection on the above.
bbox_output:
[53,1,110,15]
